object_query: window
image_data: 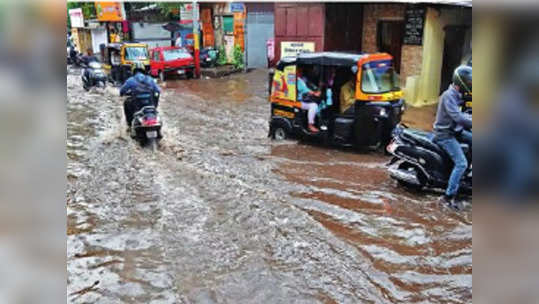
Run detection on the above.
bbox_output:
[361,60,400,94]
[162,48,192,61]
[153,51,160,61]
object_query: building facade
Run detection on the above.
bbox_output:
[270,2,471,106]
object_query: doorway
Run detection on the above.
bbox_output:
[377,20,404,73]
[441,25,470,94]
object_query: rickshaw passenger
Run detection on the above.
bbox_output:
[340,73,356,114]
[297,68,321,133]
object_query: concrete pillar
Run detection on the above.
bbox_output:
[416,7,445,106]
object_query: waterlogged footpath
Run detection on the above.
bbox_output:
[67,68,472,303]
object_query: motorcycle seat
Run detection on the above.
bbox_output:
[401,129,445,155]
[134,106,157,117]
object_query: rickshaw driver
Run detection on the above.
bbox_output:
[120,62,161,129]
[297,67,321,133]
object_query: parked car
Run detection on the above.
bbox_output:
[150,46,195,81]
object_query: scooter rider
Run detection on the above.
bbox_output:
[82,49,100,84]
[433,65,472,209]
[120,62,161,128]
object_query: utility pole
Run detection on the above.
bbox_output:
[192,0,200,78]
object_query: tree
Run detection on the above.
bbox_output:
[155,3,184,19]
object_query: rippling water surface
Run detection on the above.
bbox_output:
[67,68,472,303]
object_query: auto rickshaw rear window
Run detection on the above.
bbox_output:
[361,60,400,94]
[125,47,149,61]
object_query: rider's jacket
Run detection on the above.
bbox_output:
[433,84,472,139]
[120,72,161,110]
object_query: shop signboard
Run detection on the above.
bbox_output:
[280,41,315,58]
[403,5,426,45]
[69,8,84,28]
[95,2,126,22]
[180,4,193,22]
[230,3,245,13]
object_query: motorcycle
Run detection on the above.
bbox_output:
[386,125,472,194]
[127,92,162,152]
[81,61,107,91]
[199,47,218,68]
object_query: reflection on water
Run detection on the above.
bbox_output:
[67,68,471,303]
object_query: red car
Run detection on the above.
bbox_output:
[149,46,195,81]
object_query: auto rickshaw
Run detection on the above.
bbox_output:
[102,42,151,85]
[268,52,405,149]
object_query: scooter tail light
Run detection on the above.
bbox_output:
[143,118,158,126]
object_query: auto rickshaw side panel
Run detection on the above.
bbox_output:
[269,65,301,114]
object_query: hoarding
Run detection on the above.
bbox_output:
[230,3,245,13]
[95,2,125,22]
[180,4,193,22]
[281,41,315,58]
[69,8,84,28]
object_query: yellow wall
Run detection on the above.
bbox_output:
[405,7,471,106]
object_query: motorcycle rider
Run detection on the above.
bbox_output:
[82,49,100,84]
[81,48,99,65]
[433,65,472,210]
[120,62,161,129]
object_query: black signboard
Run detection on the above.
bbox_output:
[403,5,426,45]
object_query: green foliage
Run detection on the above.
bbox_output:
[217,45,227,66]
[155,3,183,19]
[232,45,244,69]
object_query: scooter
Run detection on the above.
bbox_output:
[128,92,163,152]
[386,125,472,194]
[81,61,107,91]
[199,47,218,68]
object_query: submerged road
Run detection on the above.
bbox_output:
[67,68,472,303]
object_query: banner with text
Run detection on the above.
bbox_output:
[69,8,84,28]
[281,41,315,58]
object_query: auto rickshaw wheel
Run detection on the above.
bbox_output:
[273,127,287,141]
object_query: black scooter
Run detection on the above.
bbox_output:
[386,125,472,194]
[126,92,163,152]
[81,61,107,91]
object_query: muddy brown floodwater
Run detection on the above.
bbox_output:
[67,68,472,303]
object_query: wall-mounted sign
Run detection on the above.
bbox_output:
[95,2,125,22]
[267,38,275,61]
[69,8,84,28]
[180,4,193,22]
[403,5,426,45]
[281,41,315,58]
[230,3,245,13]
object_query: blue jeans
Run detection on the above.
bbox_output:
[435,130,471,196]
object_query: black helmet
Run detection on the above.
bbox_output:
[452,65,472,95]
[131,61,146,74]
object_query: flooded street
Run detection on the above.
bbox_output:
[67,68,472,303]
